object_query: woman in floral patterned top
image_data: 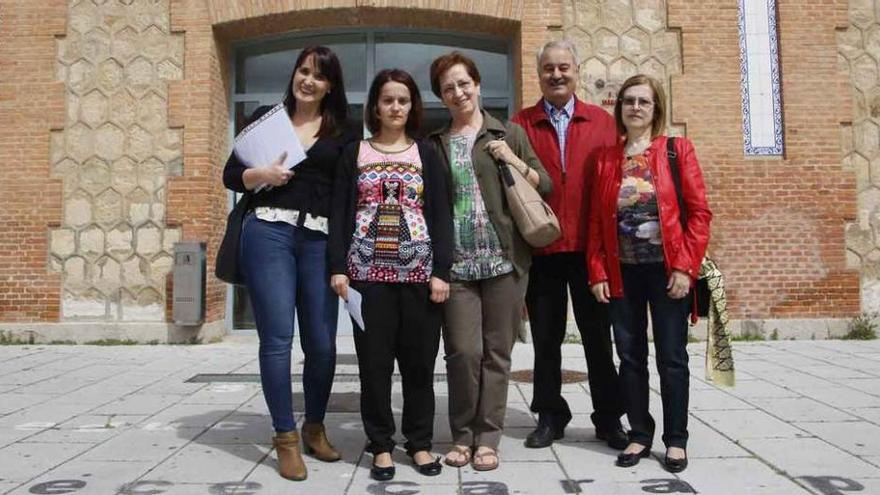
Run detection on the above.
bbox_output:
[588,74,711,473]
[427,51,552,472]
[328,69,453,482]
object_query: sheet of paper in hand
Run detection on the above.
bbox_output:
[233,103,307,191]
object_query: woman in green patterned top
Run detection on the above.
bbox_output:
[427,51,552,471]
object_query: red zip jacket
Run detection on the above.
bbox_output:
[512,98,618,254]
[587,136,712,297]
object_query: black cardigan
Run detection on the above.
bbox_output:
[222,105,357,221]
[328,139,454,282]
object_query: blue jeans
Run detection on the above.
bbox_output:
[239,213,338,432]
[609,263,690,449]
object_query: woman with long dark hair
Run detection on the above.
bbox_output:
[222,46,354,481]
[328,68,453,481]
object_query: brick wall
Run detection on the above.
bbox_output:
[166,0,229,324]
[668,0,859,318]
[0,1,66,321]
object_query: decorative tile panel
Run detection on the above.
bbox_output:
[738,0,785,156]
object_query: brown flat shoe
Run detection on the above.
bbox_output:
[301,422,341,462]
[443,445,472,467]
[472,447,499,471]
[273,431,307,481]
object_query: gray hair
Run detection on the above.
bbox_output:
[535,40,579,73]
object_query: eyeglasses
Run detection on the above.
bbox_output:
[620,96,654,108]
[441,80,473,97]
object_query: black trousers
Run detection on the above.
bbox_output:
[525,252,623,431]
[610,263,690,449]
[351,281,442,455]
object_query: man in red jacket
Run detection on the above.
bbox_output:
[512,40,626,450]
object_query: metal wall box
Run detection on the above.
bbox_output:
[173,241,206,326]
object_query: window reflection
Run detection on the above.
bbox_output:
[236,36,367,94]
[375,33,508,96]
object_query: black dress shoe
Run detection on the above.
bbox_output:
[525,423,561,448]
[412,456,442,476]
[663,453,688,473]
[615,444,651,467]
[370,463,395,481]
[596,427,629,450]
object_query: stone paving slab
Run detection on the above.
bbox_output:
[794,421,880,456]
[1,340,880,494]
[749,397,859,423]
[690,409,808,440]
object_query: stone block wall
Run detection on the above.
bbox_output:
[839,0,880,313]
[562,0,682,133]
[48,0,183,321]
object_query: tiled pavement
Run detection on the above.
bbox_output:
[1,338,880,494]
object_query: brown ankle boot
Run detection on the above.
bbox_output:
[273,431,307,480]
[301,422,342,462]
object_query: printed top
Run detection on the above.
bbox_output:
[617,154,664,264]
[448,133,513,281]
[347,141,433,283]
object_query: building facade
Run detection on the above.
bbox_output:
[0,0,871,341]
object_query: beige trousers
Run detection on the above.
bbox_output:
[442,271,527,449]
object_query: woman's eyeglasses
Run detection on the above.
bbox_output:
[620,96,654,108]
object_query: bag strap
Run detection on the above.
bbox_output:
[666,137,687,230]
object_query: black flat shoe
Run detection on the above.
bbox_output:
[370,463,395,481]
[413,455,442,476]
[596,427,629,450]
[525,423,557,448]
[615,444,651,467]
[664,453,688,473]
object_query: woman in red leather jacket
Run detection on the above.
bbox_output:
[588,74,711,473]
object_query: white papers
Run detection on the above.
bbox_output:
[232,103,307,191]
[344,287,365,332]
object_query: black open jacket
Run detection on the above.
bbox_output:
[222,105,357,222]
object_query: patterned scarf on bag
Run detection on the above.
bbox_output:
[700,257,735,386]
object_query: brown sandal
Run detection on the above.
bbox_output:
[472,447,499,471]
[443,445,472,467]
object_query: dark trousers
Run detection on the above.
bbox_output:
[352,281,442,455]
[610,263,690,449]
[526,253,623,431]
[239,214,338,432]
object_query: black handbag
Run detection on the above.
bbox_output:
[666,137,710,317]
[215,192,252,285]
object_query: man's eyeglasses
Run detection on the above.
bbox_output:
[620,96,654,108]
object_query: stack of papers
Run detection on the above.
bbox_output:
[233,103,307,191]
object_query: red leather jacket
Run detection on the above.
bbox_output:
[587,136,712,297]
[512,98,618,254]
